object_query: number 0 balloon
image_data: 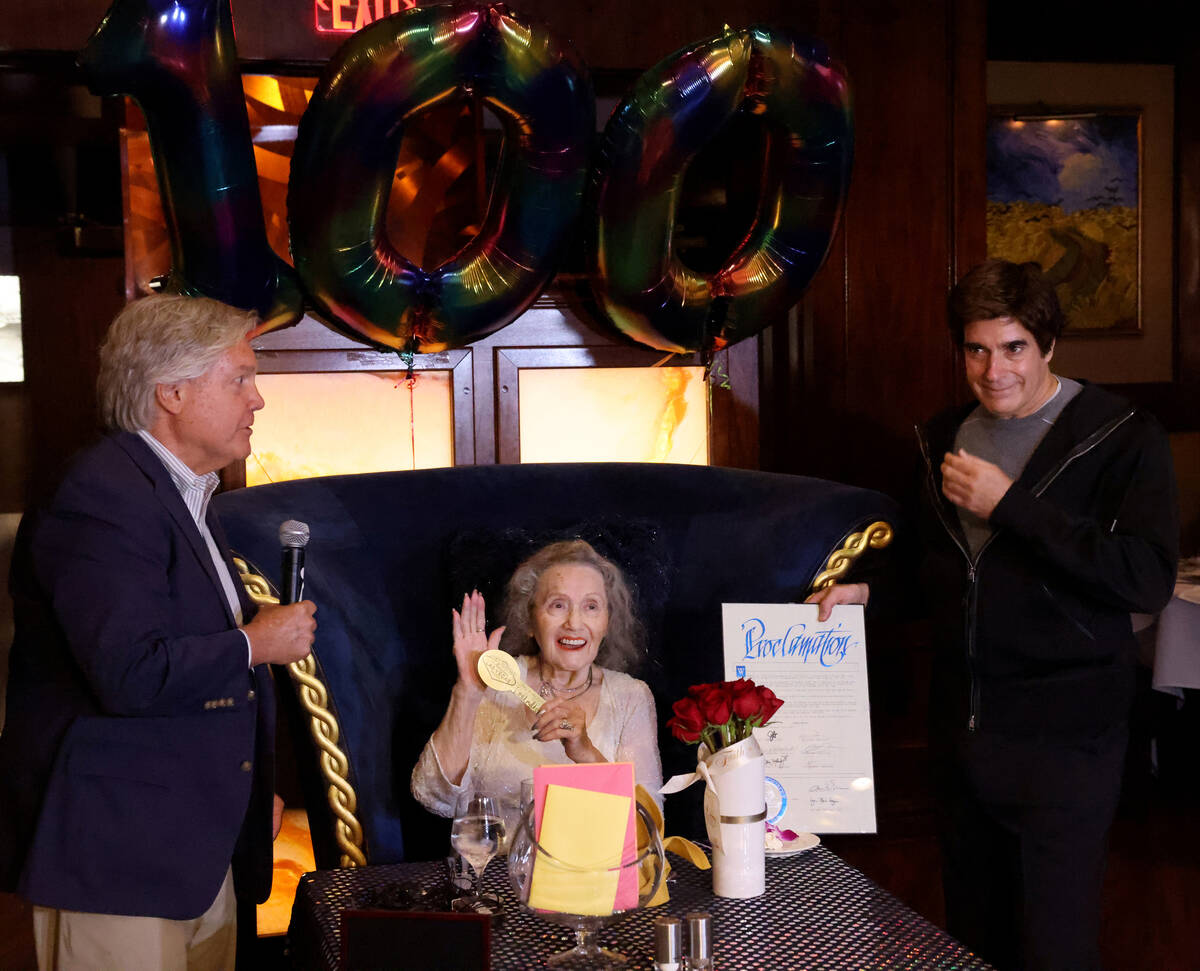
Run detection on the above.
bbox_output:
[591,26,853,357]
[287,3,594,352]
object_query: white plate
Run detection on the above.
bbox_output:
[765,832,820,856]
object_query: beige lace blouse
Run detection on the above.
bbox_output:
[411,655,663,817]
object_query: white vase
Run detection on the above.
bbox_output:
[700,735,766,898]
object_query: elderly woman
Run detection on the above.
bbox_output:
[411,540,663,816]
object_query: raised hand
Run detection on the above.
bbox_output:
[451,590,505,695]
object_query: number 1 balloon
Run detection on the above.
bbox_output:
[79,0,302,328]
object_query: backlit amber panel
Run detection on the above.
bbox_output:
[248,371,453,485]
[519,367,708,464]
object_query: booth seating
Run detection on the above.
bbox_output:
[214,462,900,870]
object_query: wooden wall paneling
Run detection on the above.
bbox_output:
[707,339,760,470]
[829,0,953,815]
[754,308,783,473]
[2,66,124,507]
[1173,51,1200,404]
[757,0,843,484]
[765,1,982,497]
[839,0,958,499]
[14,227,123,503]
[786,233,849,483]
[0,386,31,512]
[449,352,475,466]
[0,0,111,53]
[219,457,247,491]
[950,0,989,402]
[471,334,498,466]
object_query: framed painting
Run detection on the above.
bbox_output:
[987,107,1141,336]
[986,62,1174,385]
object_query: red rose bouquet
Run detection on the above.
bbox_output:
[666,678,784,753]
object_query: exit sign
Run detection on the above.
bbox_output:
[315,0,418,33]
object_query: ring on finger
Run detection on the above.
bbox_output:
[559,719,572,731]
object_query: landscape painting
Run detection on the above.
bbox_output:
[986,110,1141,335]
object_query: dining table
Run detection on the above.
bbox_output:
[286,844,993,970]
[1141,558,1200,700]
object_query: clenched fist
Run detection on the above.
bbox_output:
[244,601,317,665]
[941,448,1013,520]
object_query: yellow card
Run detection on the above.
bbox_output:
[527,784,631,916]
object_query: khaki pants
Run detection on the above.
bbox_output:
[32,868,237,971]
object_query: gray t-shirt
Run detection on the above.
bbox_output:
[953,376,1082,556]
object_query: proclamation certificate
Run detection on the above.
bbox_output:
[722,603,876,834]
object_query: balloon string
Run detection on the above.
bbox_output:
[706,364,714,458]
[702,341,713,453]
[397,342,418,470]
[399,339,416,381]
[249,450,275,484]
[408,374,417,471]
[706,353,731,390]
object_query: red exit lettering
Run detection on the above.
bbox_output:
[315,0,417,33]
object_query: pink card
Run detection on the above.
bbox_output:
[531,762,638,911]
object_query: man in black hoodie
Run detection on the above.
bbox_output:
[809,260,1178,970]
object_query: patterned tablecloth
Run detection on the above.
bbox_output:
[287,846,993,970]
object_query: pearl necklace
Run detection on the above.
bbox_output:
[537,660,594,700]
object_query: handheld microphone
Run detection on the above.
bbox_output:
[279,520,310,605]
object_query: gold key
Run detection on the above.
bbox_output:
[476,650,545,713]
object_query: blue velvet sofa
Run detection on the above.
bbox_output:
[214,462,899,868]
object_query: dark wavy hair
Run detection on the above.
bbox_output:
[948,259,1065,354]
[499,539,643,673]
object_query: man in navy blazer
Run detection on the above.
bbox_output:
[0,295,317,969]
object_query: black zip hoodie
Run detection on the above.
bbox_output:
[916,381,1178,738]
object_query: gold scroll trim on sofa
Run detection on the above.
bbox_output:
[234,557,367,868]
[809,520,894,593]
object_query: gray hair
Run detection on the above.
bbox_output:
[500,539,644,673]
[97,294,259,432]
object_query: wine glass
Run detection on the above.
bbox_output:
[507,799,666,966]
[450,790,506,913]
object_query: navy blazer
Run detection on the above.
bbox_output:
[0,432,275,919]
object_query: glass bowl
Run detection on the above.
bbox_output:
[507,799,665,967]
